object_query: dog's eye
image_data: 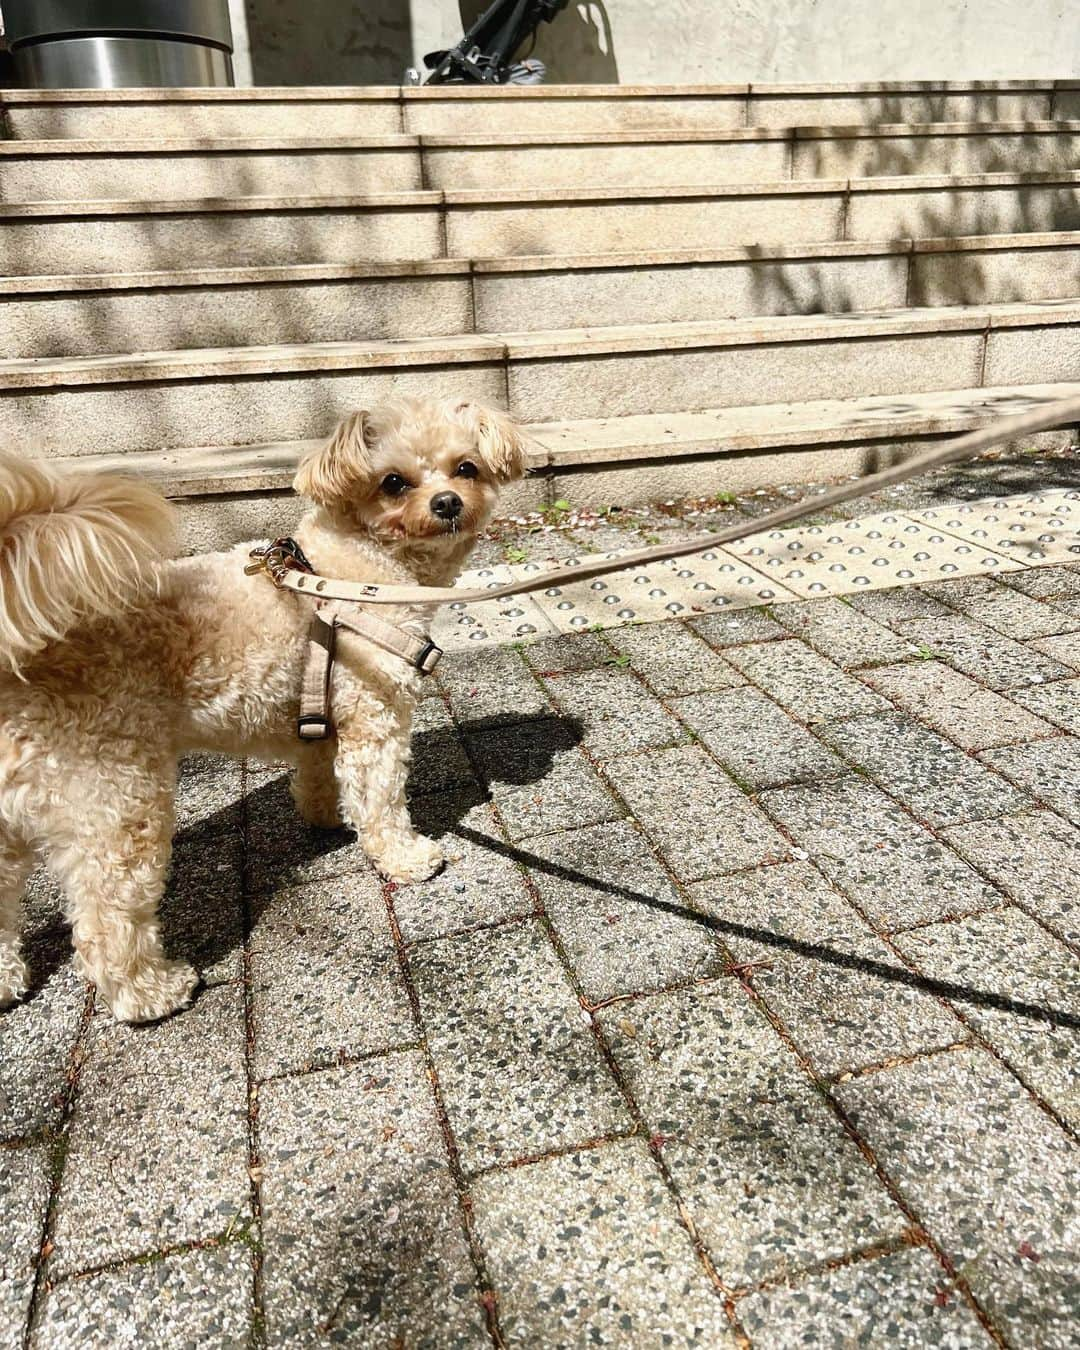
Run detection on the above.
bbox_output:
[455,461,479,479]
[381,473,409,496]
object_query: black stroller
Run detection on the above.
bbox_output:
[417,0,569,85]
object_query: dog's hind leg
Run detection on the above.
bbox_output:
[52,782,199,1024]
[0,834,32,1007]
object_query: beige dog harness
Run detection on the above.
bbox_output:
[248,393,1080,741]
[245,538,442,740]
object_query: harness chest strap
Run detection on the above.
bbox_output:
[297,601,443,741]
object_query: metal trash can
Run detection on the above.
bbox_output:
[3,0,236,88]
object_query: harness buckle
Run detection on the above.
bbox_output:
[297,714,333,741]
[414,639,443,675]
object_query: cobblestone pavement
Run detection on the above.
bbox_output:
[2,457,1079,1348]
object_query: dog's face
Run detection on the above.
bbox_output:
[294,398,530,550]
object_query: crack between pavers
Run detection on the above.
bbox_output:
[827,1039,974,1085]
[729,1228,924,1303]
[22,983,96,1350]
[254,1039,426,1088]
[239,757,267,1350]
[44,1220,259,1289]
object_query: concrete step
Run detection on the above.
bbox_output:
[421,123,1080,190]
[3,121,1078,202]
[6,233,1079,359]
[47,382,1080,551]
[4,172,1079,276]
[3,301,1077,456]
[4,82,1074,139]
[0,136,423,202]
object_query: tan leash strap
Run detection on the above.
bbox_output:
[272,393,1080,610]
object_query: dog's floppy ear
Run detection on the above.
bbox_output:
[453,401,532,483]
[294,410,375,507]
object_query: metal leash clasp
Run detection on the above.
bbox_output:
[245,537,316,587]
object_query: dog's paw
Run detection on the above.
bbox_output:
[0,948,30,1009]
[374,834,445,884]
[103,960,201,1024]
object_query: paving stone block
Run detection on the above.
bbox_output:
[251,873,414,1081]
[605,746,789,882]
[259,1053,487,1347]
[670,686,848,791]
[603,622,743,696]
[1001,564,1080,601]
[836,1049,1080,1349]
[174,759,245,837]
[49,986,249,1276]
[859,660,1054,751]
[1009,677,1080,735]
[942,810,1080,945]
[408,921,628,1171]
[1029,630,1080,671]
[600,982,901,1287]
[541,667,688,758]
[244,770,371,895]
[471,1139,735,1347]
[895,908,1080,1129]
[466,717,623,841]
[773,597,919,668]
[521,631,612,673]
[845,588,953,623]
[688,607,787,647]
[687,864,963,1077]
[0,1146,49,1346]
[0,932,85,1140]
[33,1244,253,1349]
[722,639,889,723]
[760,778,1002,932]
[163,829,243,988]
[817,711,1030,828]
[524,820,725,1004]
[438,646,551,725]
[407,696,477,797]
[978,737,1080,824]
[922,574,1080,641]
[893,615,1074,690]
[394,788,534,944]
[737,1245,991,1348]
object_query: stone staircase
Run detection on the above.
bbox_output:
[2,80,1079,549]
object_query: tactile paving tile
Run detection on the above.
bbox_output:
[442,491,1076,650]
[724,512,1023,597]
[913,489,1080,566]
[525,551,797,634]
[429,563,558,652]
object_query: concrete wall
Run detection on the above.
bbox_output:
[243,0,1080,87]
[243,0,413,85]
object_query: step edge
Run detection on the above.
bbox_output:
[46,382,1080,494]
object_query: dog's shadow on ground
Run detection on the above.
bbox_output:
[156,711,586,976]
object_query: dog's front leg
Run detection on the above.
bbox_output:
[290,739,341,828]
[334,707,444,884]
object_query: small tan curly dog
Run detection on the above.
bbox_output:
[0,397,528,1023]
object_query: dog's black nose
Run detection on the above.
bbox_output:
[430,491,463,521]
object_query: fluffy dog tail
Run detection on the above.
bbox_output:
[0,452,177,673]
